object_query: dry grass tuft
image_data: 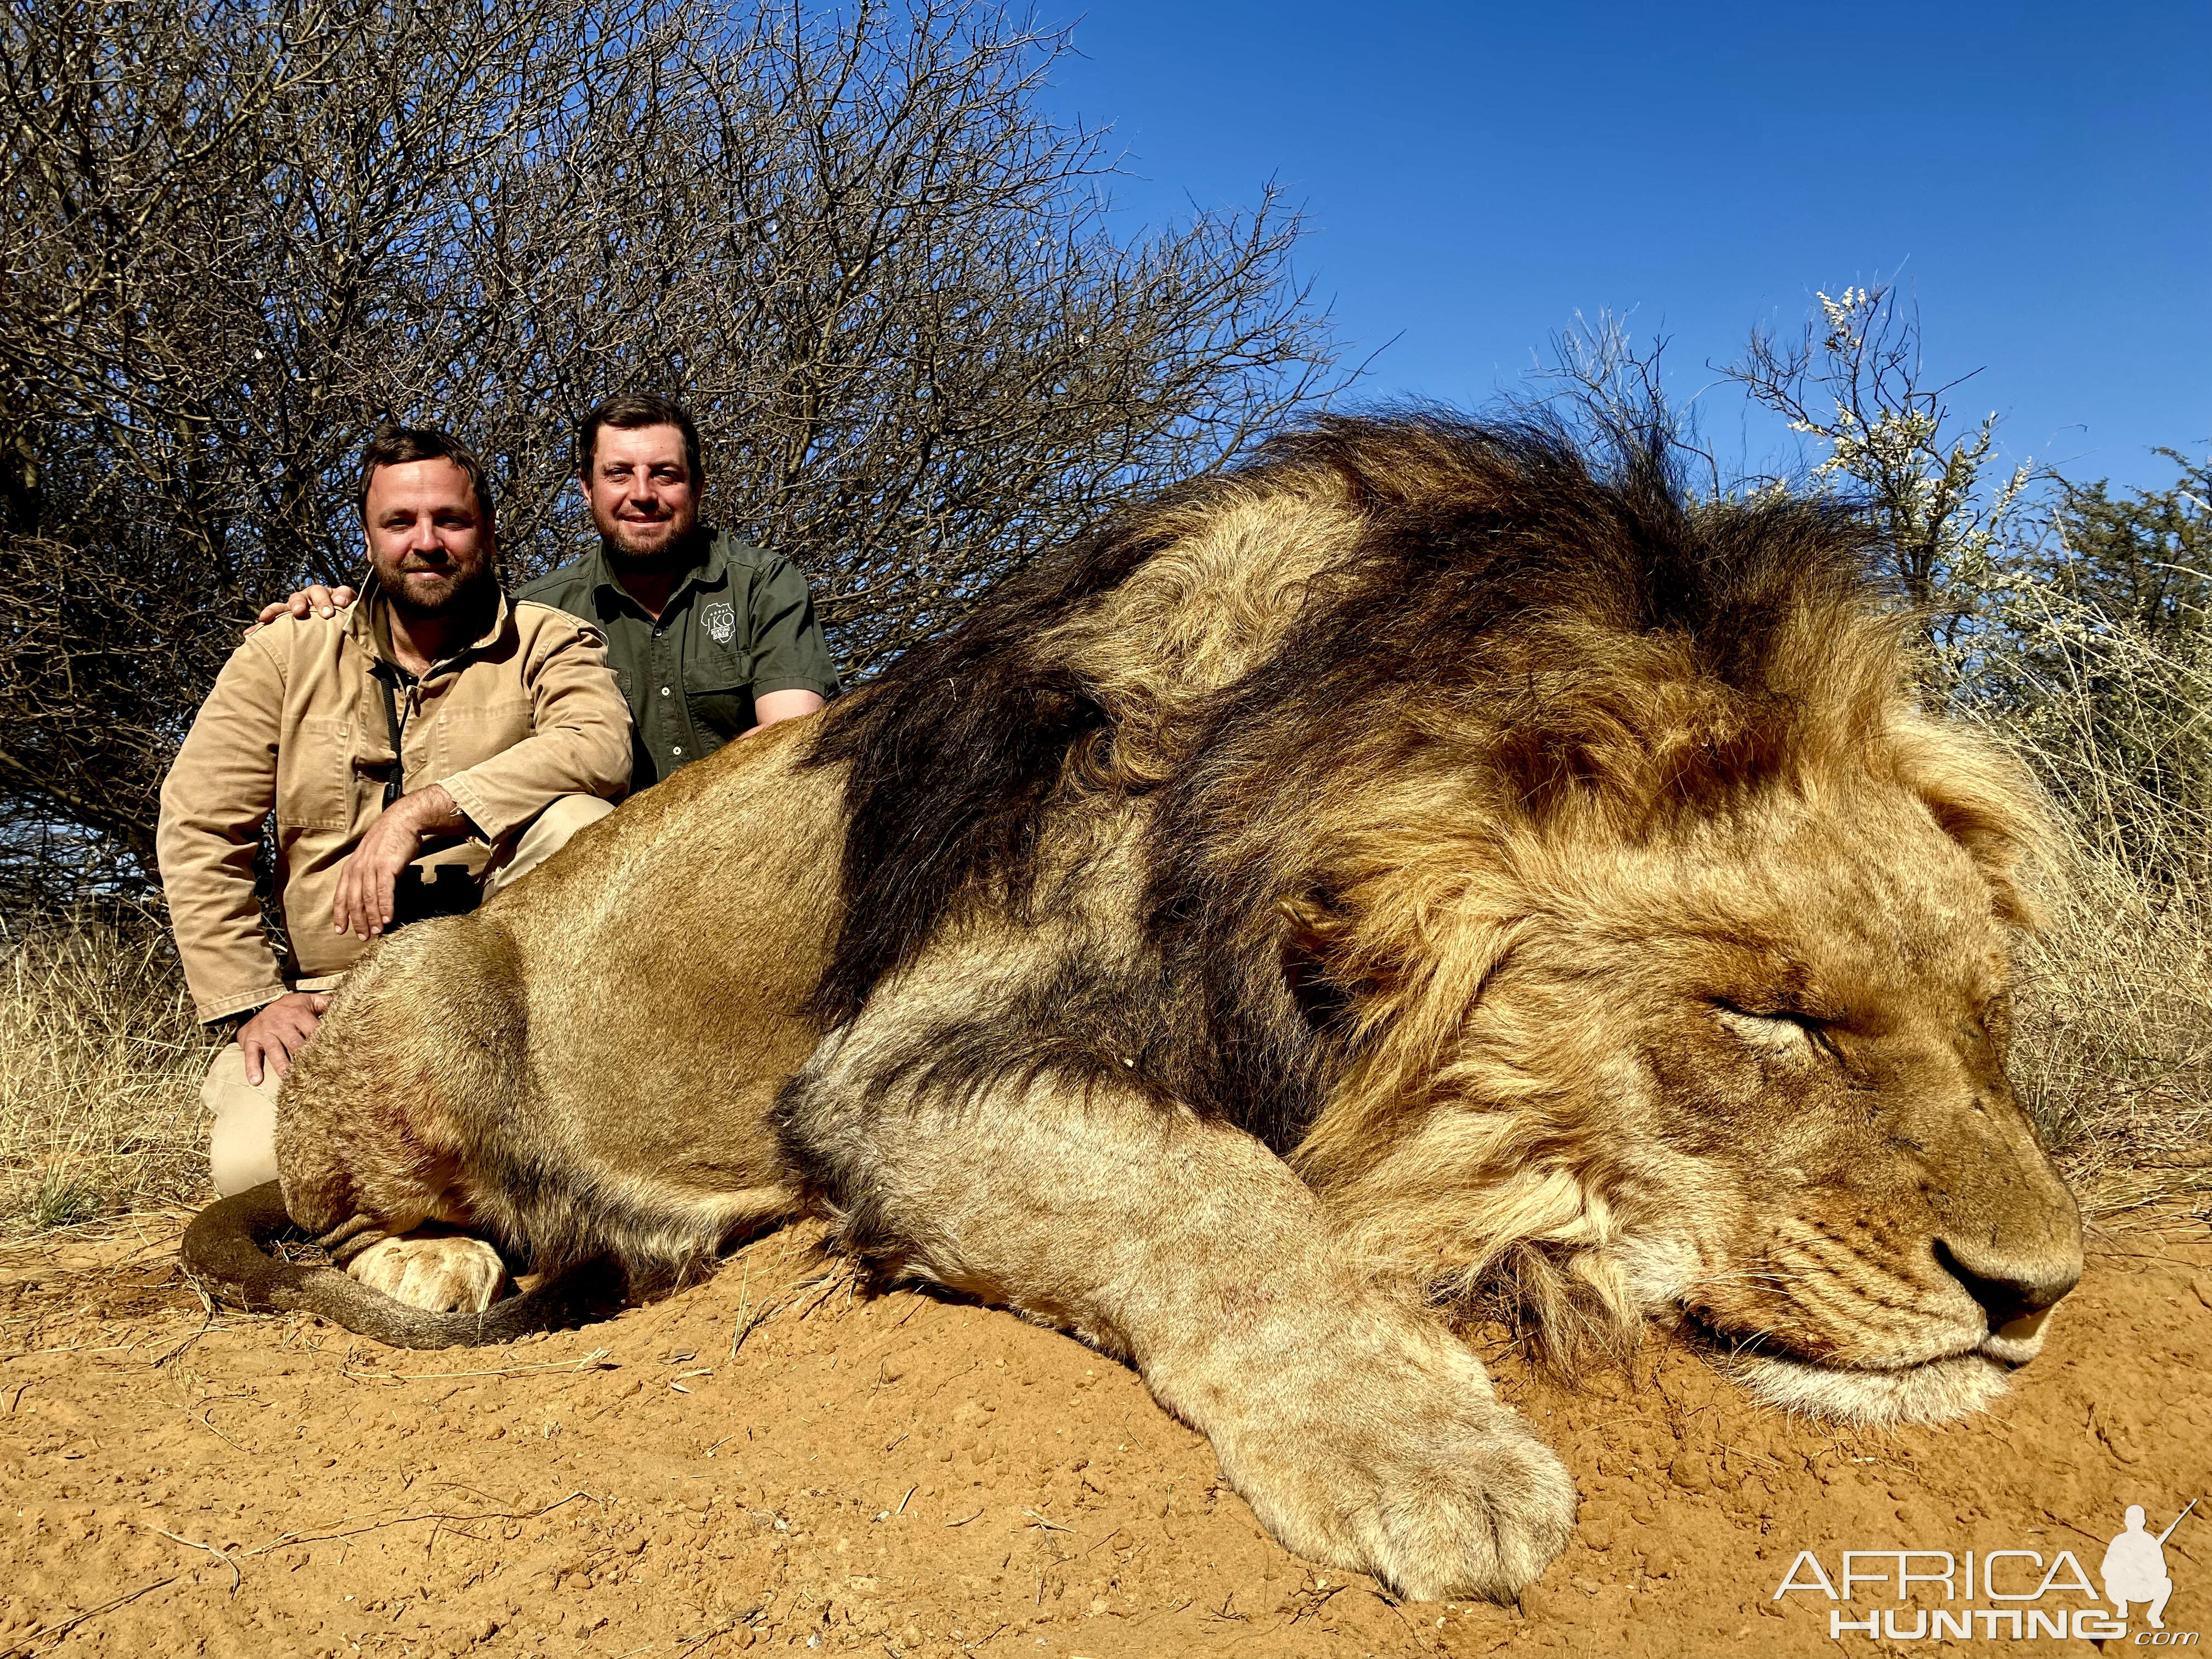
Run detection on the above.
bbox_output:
[2011,860,2212,1218]
[0,914,215,1237]
[1954,574,2212,1222]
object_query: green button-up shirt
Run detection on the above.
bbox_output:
[516,529,840,789]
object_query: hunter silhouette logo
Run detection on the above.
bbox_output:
[2106,1500,2196,1630]
[1771,1497,2204,1641]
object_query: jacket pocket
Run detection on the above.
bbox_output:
[279,718,355,830]
[434,698,534,775]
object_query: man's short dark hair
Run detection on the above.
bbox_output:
[578,392,704,485]
[354,426,495,527]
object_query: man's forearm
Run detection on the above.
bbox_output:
[391,782,466,837]
[751,688,826,731]
[182,962,291,1026]
[436,631,630,838]
[331,782,472,941]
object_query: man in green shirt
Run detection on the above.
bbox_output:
[256,392,839,789]
[518,393,839,786]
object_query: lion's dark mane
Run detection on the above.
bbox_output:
[803,413,1889,1153]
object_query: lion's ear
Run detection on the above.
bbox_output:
[1283,870,1531,1065]
[1275,890,1342,950]
[1288,884,1534,1190]
[1895,722,2050,930]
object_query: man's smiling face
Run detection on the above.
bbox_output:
[582,422,700,566]
[363,456,495,619]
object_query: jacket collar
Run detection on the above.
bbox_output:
[348,573,512,678]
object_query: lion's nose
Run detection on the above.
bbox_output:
[1934,1235,2080,1331]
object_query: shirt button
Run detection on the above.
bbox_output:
[671,746,683,757]
[660,686,672,697]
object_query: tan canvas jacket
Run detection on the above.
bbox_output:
[157,584,632,1023]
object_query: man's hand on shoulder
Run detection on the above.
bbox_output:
[237,991,331,1085]
[246,583,358,635]
[332,784,467,940]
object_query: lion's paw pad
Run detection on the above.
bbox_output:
[348,1236,506,1313]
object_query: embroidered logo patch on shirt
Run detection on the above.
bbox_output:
[702,601,737,645]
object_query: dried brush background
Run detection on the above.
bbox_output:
[0,0,1340,904]
[0,912,209,1233]
[1973,572,2212,1218]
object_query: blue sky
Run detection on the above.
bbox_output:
[1041,1,2209,493]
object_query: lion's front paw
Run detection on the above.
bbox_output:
[1192,1315,1576,1603]
[1341,1403,1576,1602]
[347,1235,506,1313]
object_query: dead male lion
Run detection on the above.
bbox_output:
[184,415,2083,1604]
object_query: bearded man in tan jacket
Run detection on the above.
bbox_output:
[159,427,633,1208]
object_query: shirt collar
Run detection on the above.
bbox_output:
[586,526,726,613]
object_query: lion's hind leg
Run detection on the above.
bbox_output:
[180,1181,624,1348]
[274,919,540,1304]
[344,1229,510,1313]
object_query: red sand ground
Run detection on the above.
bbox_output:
[2,1212,2207,1658]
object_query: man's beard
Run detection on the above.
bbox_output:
[597,514,699,570]
[380,558,496,622]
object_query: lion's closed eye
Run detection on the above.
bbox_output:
[1713,1003,1822,1062]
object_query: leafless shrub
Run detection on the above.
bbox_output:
[0,0,1341,906]
[1725,284,2029,641]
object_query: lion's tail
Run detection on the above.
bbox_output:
[180,1181,619,1351]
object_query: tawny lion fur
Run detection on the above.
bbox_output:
[189,415,2083,1604]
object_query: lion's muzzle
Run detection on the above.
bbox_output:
[1934,1228,2080,1367]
